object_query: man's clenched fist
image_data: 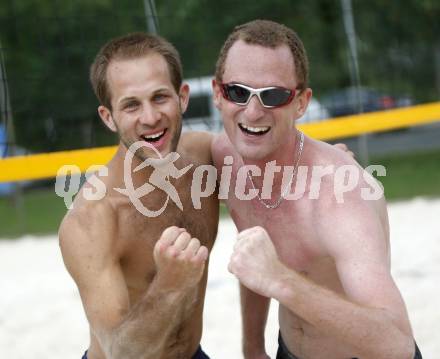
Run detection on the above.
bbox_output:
[228,226,288,298]
[153,226,208,293]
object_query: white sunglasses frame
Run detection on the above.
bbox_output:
[220,82,298,108]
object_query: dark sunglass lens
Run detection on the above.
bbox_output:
[227,85,250,103]
[261,88,292,107]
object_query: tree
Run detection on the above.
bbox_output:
[1,0,438,153]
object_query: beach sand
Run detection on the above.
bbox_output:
[0,197,439,358]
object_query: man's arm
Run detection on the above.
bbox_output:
[240,285,271,359]
[229,202,415,359]
[210,132,271,357]
[60,210,207,359]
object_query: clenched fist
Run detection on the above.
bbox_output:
[228,226,288,298]
[153,226,208,293]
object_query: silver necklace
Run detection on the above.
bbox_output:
[247,131,304,209]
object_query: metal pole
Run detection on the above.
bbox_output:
[0,43,14,151]
[435,44,440,99]
[143,0,159,34]
[341,0,369,166]
[0,40,26,231]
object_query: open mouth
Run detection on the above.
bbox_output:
[238,123,271,136]
[141,129,167,143]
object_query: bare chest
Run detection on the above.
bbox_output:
[228,195,336,279]
[116,195,218,299]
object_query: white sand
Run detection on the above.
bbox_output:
[0,197,439,358]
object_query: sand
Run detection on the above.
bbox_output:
[0,197,439,358]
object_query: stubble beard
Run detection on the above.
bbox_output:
[113,111,183,162]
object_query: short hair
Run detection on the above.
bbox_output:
[90,32,183,110]
[215,20,309,90]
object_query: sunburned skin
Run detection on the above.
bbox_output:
[211,33,415,359]
[213,131,413,359]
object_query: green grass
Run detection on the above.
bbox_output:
[220,202,230,218]
[0,188,68,238]
[1,149,439,238]
[372,150,440,201]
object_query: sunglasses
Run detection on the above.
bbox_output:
[220,83,299,109]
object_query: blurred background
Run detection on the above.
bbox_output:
[1,0,440,236]
[1,2,440,358]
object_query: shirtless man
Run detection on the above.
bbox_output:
[211,20,421,359]
[59,33,218,359]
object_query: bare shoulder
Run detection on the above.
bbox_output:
[59,197,118,280]
[307,136,383,196]
[211,131,235,168]
[178,131,214,165]
[306,136,360,168]
[60,198,116,235]
[306,137,389,252]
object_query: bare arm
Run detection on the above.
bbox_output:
[110,272,190,357]
[273,264,413,359]
[229,207,415,359]
[60,210,207,359]
[240,285,271,359]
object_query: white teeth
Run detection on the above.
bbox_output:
[240,123,270,133]
[144,130,165,139]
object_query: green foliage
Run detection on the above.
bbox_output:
[1,0,146,152]
[0,187,67,238]
[353,0,440,102]
[155,0,440,100]
[156,0,349,90]
[1,0,439,153]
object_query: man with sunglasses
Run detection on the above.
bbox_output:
[212,20,421,359]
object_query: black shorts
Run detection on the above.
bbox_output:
[81,345,209,359]
[276,332,423,359]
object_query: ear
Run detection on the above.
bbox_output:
[98,105,117,132]
[296,88,313,117]
[212,79,222,110]
[178,83,190,114]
